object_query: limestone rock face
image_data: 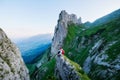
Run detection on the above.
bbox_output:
[51,10,83,80]
[0,28,30,80]
[51,10,81,55]
[55,55,81,80]
[83,40,120,80]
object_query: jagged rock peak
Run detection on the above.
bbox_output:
[59,10,82,25]
[0,28,30,80]
[51,10,82,55]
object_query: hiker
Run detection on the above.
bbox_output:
[60,48,65,55]
[57,47,65,56]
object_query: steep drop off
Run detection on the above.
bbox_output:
[0,28,30,80]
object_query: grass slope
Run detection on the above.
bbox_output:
[63,17,120,67]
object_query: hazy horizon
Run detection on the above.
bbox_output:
[0,0,120,39]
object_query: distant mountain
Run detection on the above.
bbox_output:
[15,34,52,63]
[89,9,120,27]
[84,21,91,28]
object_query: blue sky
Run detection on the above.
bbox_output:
[0,0,120,39]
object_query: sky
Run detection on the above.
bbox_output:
[0,0,120,39]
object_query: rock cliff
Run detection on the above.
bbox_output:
[50,10,89,80]
[51,10,81,55]
[0,28,30,80]
[83,34,120,80]
[55,54,89,80]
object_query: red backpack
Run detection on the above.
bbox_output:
[60,49,65,55]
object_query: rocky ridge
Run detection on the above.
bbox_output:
[50,10,89,80]
[0,28,30,80]
[51,10,81,55]
[55,54,89,80]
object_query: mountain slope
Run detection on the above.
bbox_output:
[62,13,120,80]
[91,9,120,27]
[32,9,120,80]
[83,17,120,80]
[0,28,30,80]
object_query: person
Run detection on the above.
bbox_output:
[60,48,65,55]
[57,47,65,56]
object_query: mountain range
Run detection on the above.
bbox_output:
[0,8,120,80]
[30,8,120,80]
[85,9,120,27]
[14,34,52,63]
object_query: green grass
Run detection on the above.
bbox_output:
[30,57,56,80]
[80,17,120,42]
[26,47,51,76]
[106,40,120,61]
[26,63,36,75]
[38,58,56,80]
[80,26,105,36]
[77,47,91,66]
[30,47,56,80]
[64,23,84,44]
[63,23,90,66]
